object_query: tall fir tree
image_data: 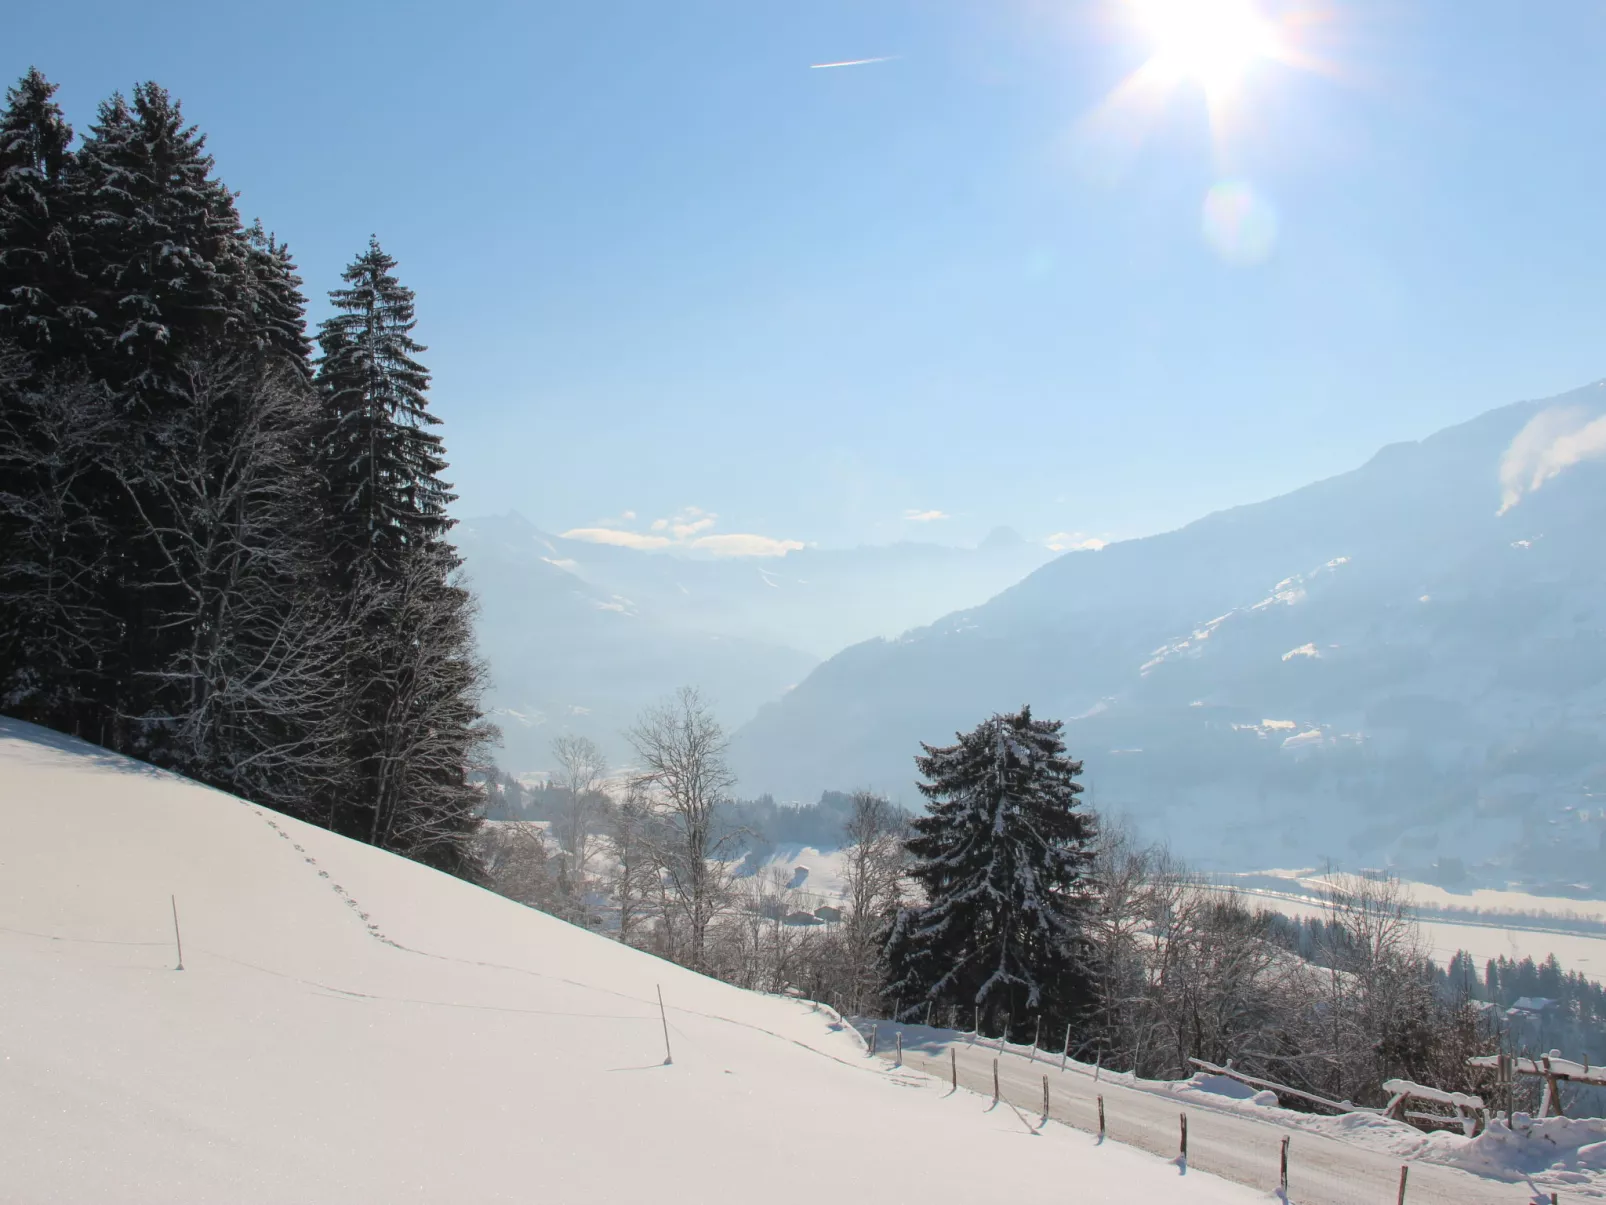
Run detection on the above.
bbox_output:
[69,83,248,404]
[313,239,488,872]
[0,67,77,354]
[883,705,1096,1039]
[63,83,261,747]
[315,237,454,577]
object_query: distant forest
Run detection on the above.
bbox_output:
[0,70,490,872]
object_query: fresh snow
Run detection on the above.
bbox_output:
[0,720,1258,1204]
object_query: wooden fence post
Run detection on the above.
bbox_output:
[1179,1112,1188,1161]
[950,1046,957,1090]
[1097,1093,1105,1139]
[1280,1136,1289,1193]
[1396,1165,1408,1205]
[170,894,184,971]
[656,985,673,1066]
[992,1058,1000,1103]
[1042,1074,1049,1122]
[895,1030,902,1068]
[869,1024,878,1057]
[1541,1054,1565,1118]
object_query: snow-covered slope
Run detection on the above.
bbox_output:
[0,720,1254,1204]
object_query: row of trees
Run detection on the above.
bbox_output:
[0,70,490,870]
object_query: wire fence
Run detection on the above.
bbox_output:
[868,1022,1570,1205]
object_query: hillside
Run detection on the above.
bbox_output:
[729,386,1606,887]
[0,719,1255,1203]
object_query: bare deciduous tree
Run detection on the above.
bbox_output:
[839,790,907,1014]
[550,733,608,904]
[627,686,738,970]
[606,780,658,946]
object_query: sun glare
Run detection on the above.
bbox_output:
[1134,0,1278,94]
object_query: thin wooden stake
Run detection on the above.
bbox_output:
[1097,1093,1105,1139]
[1280,1136,1290,1192]
[869,1023,878,1057]
[973,1005,979,1038]
[993,1057,1000,1103]
[895,1030,902,1068]
[925,1000,932,1026]
[1042,1074,1050,1122]
[1396,1164,1408,1205]
[170,894,184,971]
[656,984,673,1065]
[951,1046,957,1090]
[1061,1023,1071,1071]
[1179,1112,1188,1160]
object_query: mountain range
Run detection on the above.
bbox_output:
[727,385,1606,890]
[454,513,1054,774]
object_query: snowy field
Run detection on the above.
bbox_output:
[754,849,1606,984]
[0,720,1259,1204]
[1215,870,1606,985]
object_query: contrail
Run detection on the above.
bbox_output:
[809,55,897,69]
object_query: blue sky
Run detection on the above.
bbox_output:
[12,0,1606,553]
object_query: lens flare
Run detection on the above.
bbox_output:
[1201,180,1279,264]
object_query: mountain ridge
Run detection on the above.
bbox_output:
[728,384,1606,888]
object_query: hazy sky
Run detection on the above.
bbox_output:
[13,0,1606,553]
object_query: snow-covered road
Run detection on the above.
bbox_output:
[863,1023,1584,1204]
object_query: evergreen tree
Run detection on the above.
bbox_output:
[0,68,77,354]
[883,705,1096,1040]
[314,237,454,577]
[242,221,313,375]
[312,239,488,872]
[70,83,247,403]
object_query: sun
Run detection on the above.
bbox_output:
[1132,0,1279,96]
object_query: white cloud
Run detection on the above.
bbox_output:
[561,527,674,551]
[563,508,803,558]
[1044,531,1108,552]
[689,533,806,558]
[1499,403,1606,513]
[903,509,950,522]
[671,516,717,540]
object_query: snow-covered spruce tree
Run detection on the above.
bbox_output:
[69,84,250,401]
[55,83,264,750]
[0,68,77,356]
[882,706,1096,1040]
[314,237,451,578]
[312,239,491,874]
